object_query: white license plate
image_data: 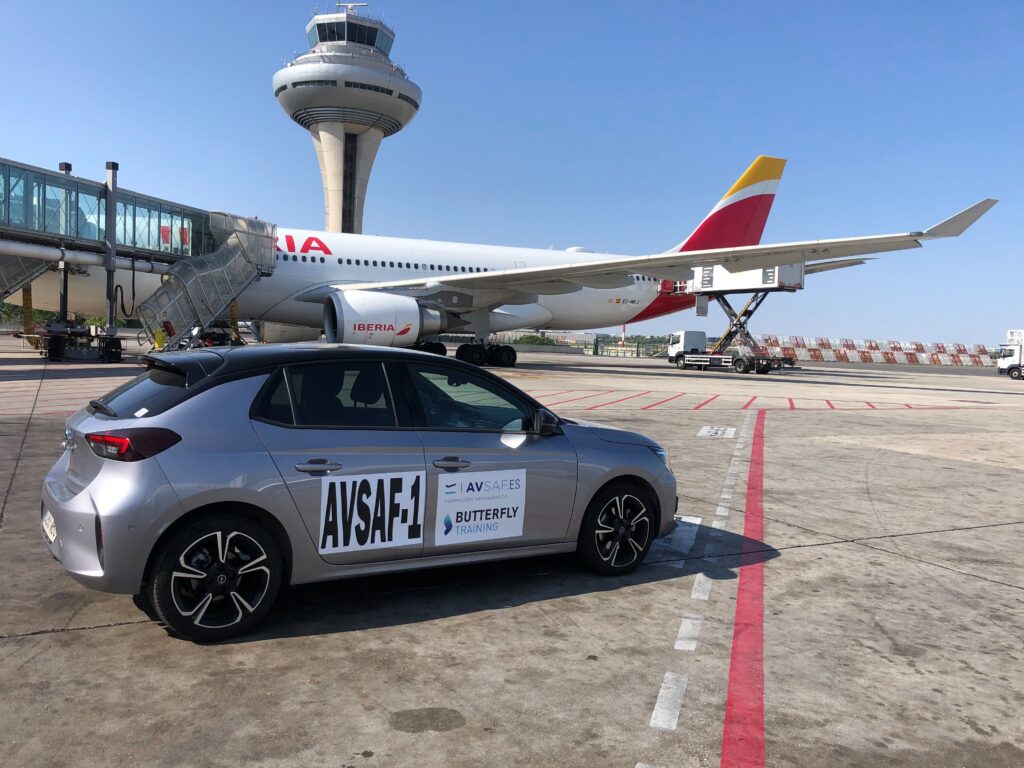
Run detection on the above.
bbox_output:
[42,510,57,543]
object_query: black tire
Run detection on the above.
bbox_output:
[455,344,471,362]
[1010,367,1022,381]
[486,345,503,366]
[431,342,447,357]
[578,482,656,576]
[734,358,749,374]
[676,359,688,370]
[465,344,488,366]
[497,345,517,367]
[149,514,282,642]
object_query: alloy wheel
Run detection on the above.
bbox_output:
[594,494,650,569]
[170,530,271,629]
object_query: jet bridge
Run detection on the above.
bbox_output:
[0,156,275,357]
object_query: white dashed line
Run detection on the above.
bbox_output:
[669,516,701,554]
[715,503,731,516]
[649,672,688,731]
[691,573,713,601]
[674,614,704,651]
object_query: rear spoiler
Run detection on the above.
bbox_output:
[142,350,227,387]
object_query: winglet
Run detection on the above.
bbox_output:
[923,198,998,238]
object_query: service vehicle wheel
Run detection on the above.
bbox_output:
[733,358,749,374]
[1011,367,1022,380]
[578,483,655,575]
[676,359,688,370]
[149,514,282,642]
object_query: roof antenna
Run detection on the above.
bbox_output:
[337,2,368,12]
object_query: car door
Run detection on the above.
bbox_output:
[250,360,427,566]
[393,360,578,556]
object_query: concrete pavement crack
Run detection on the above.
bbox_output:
[0,360,47,536]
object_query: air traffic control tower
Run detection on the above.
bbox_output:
[273,5,420,233]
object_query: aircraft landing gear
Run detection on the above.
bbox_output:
[456,343,517,367]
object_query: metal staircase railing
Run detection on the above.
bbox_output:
[0,254,51,302]
[137,213,276,350]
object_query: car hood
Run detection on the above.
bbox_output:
[563,418,659,448]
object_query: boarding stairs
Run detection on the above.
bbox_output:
[0,254,51,302]
[137,213,276,350]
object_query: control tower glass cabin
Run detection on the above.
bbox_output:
[273,8,421,233]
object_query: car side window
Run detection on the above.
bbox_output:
[251,369,294,424]
[406,364,532,432]
[269,361,397,428]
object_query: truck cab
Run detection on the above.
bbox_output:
[998,330,1023,380]
[666,330,707,364]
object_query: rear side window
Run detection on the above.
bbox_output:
[253,362,397,429]
[97,367,188,418]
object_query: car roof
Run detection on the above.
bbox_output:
[144,343,457,381]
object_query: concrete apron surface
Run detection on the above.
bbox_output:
[0,342,1022,767]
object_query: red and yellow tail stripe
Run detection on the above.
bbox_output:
[677,155,786,252]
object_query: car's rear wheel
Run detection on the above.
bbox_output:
[578,482,655,575]
[149,514,282,642]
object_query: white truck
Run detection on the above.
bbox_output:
[997,329,1024,380]
[665,330,794,374]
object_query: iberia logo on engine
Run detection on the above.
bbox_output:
[353,323,395,332]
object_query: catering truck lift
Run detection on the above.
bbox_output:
[998,329,1024,380]
[664,260,822,373]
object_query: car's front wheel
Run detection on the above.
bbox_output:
[149,514,282,642]
[578,482,655,575]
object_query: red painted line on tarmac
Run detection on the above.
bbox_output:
[865,402,877,409]
[787,398,796,410]
[640,391,686,410]
[586,390,652,410]
[741,396,757,410]
[824,400,835,410]
[532,389,576,398]
[544,389,615,407]
[720,409,767,768]
[693,394,720,410]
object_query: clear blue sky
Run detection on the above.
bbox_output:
[3,0,1018,343]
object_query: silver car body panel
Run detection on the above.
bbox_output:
[41,345,677,594]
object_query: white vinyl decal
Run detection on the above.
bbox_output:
[434,469,526,545]
[319,471,425,554]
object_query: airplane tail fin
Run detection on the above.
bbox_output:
[673,155,786,252]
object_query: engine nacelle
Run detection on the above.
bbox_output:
[255,321,322,343]
[323,290,446,347]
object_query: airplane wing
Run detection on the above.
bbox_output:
[295,198,996,303]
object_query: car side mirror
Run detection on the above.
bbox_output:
[535,409,561,436]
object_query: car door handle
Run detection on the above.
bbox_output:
[433,457,472,470]
[294,460,343,475]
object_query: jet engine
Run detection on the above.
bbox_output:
[323,290,447,347]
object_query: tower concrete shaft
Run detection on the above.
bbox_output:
[273,9,420,233]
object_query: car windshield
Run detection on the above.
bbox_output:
[96,367,188,418]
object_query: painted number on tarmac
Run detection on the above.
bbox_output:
[698,426,736,438]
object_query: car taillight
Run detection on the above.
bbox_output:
[85,428,181,461]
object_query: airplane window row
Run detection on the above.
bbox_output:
[276,253,490,273]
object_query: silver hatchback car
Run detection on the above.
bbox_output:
[41,344,677,641]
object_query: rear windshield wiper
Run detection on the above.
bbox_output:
[89,399,118,417]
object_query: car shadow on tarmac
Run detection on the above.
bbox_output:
[210,523,779,644]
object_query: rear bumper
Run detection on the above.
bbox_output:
[41,452,184,594]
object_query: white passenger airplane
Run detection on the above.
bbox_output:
[12,156,995,366]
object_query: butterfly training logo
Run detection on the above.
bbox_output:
[443,513,453,535]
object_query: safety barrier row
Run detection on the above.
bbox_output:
[754,336,991,355]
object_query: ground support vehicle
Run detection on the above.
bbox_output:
[998,329,1023,380]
